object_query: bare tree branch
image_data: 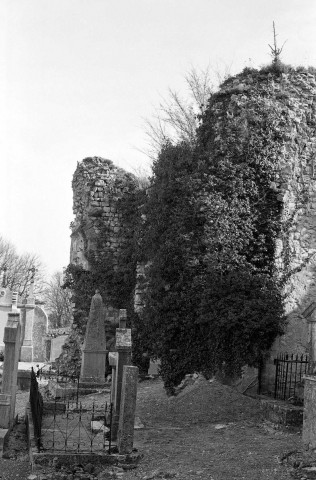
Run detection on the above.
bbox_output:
[143,66,215,158]
[0,235,46,298]
[42,271,73,328]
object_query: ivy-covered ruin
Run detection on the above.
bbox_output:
[66,64,316,392]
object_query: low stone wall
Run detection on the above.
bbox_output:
[260,397,303,429]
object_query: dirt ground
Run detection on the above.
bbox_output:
[0,377,311,479]
[124,377,302,480]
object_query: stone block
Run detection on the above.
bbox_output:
[80,350,107,383]
[20,345,33,362]
[303,376,316,448]
[117,366,139,454]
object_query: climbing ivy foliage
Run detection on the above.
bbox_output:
[60,184,146,377]
[64,187,145,332]
[140,67,289,393]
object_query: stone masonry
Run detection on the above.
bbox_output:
[210,68,316,391]
[70,156,138,270]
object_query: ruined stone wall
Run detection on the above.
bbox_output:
[209,67,316,392]
[214,69,316,358]
[70,156,138,270]
[272,70,316,351]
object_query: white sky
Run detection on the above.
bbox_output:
[1,0,316,277]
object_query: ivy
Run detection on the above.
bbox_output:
[62,181,146,374]
[138,67,289,393]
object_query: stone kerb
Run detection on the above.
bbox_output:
[0,312,21,432]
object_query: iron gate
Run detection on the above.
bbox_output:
[274,353,309,403]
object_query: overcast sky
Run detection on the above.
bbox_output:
[1,0,316,277]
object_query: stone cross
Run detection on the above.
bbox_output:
[80,290,106,384]
[20,290,36,362]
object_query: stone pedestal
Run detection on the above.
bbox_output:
[0,394,11,429]
[80,350,107,383]
[303,376,316,448]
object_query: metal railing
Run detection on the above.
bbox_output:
[36,366,81,406]
[30,366,113,453]
[274,353,309,404]
[41,397,113,454]
[29,367,44,451]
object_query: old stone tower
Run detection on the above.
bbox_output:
[70,156,138,272]
[206,66,316,390]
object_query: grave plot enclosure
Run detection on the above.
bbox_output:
[29,368,113,454]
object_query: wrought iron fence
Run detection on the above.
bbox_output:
[29,367,44,451]
[41,397,113,454]
[30,366,113,454]
[36,366,81,405]
[274,353,309,404]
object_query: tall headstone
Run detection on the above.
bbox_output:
[20,285,35,362]
[80,290,106,383]
[111,311,132,440]
[118,365,139,454]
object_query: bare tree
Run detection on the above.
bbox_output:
[144,66,214,159]
[0,236,45,298]
[43,271,73,328]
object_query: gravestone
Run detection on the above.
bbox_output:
[0,312,21,433]
[117,365,139,454]
[80,290,106,384]
[111,311,132,440]
[20,285,35,362]
[0,287,13,353]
